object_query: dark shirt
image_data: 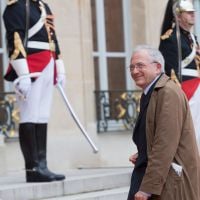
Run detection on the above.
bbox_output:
[133,81,158,170]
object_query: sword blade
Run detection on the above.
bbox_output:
[57,83,98,153]
[173,1,182,82]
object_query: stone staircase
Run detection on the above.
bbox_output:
[0,168,132,200]
[46,187,129,200]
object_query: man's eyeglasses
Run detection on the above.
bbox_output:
[128,62,157,72]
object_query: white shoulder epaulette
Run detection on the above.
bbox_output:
[7,0,18,6]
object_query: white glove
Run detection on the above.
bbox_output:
[56,59,66,88]
[10,58,31,98]
[16,77,31,98]
[56,74,66,88]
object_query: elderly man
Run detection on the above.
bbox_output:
[159,0,200,149]
[127,45,200,200]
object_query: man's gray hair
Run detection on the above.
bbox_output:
[132,45,165,72]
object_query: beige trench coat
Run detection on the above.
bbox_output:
[139,74,200,200]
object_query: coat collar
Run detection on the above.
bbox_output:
[154,73,170,90]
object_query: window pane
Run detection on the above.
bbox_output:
[0,28,2,48]
[107,58,126,90]
[0,11,2,48]
[94,57,100,90]
[0,54,4,91]
[104,0,124,52]
[91,0,98,51]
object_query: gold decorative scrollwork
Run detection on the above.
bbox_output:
[0,93,19,138]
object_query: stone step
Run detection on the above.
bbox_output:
[0,168,132,200]
[43,187,129,200]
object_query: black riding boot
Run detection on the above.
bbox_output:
[19,123,56,182]
[35,123,65,181]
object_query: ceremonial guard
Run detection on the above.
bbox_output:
[159,0,200,149]
[3,0,66,182]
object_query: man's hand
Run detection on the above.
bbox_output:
[134,191,150,200]
[129,152,138,164]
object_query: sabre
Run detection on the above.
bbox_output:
[57,83,99,153]
[173,0,182,82]
[13,73,98,153]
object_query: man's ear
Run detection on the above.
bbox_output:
[156,62,162,73]
[157,62,162,68]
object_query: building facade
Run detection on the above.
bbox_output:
[0,0,199,172]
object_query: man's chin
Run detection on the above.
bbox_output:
[135,81,144,89]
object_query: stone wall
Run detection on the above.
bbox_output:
[131,0,168,47]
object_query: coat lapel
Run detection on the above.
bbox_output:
[134,74,168,131]
[134,96,149,130]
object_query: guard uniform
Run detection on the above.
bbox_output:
[159,1,200,149]
[3,0,65,182]
[159,27,200,82]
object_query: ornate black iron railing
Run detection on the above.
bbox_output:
[0,92,19,138]
[94,90,142,132]
[0,90,142,135]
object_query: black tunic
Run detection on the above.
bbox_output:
[3,0,60,81]
[159,27,199,82]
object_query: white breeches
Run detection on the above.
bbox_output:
[189,84,200,149]
[17,57,54,123]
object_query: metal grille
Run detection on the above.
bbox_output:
[0,92,19,138]
[94,90,141,132]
